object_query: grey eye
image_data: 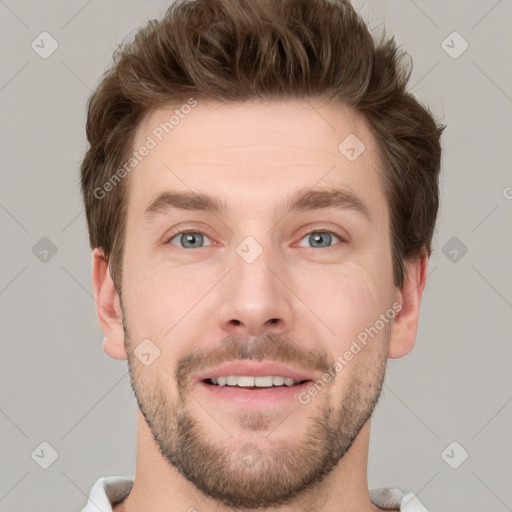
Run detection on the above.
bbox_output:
[169,231,213,249]
[297,231,341,248]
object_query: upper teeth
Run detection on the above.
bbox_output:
[210,376,299,387]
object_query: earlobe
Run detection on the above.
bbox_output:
[388,249,429,359]
[91,248,127,361]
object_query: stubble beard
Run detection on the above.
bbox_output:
[122,313,389,508]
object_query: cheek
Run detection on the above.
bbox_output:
[120,265,171,342]
[304,261,389,349]
[122,259,220,347]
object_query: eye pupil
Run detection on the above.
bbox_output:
[310,232,332,248]
[181,232,203,248]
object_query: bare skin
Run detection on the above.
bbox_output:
[92,98,427,512]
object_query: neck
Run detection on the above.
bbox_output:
[114,410,387,512]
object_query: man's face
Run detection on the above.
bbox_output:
[119,99,398,507]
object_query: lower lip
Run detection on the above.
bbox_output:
[196,380,312,407]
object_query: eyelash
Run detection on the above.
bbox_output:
[166,227,346,248]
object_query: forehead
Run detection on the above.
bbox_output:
[126,99,388,223]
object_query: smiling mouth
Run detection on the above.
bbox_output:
[203,376,310,389]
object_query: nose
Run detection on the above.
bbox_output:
[216,240,295,338]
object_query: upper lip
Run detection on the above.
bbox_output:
[193,361,316,383]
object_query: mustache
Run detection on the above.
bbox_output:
[175,333,332,389]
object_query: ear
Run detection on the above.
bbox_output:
[388,248,429,359]
[91,248,127,360]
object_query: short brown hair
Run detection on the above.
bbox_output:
[80,0,445,294]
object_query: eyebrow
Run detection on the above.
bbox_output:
[144,187,372,223]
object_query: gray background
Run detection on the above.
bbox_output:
[0,1,511,511]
